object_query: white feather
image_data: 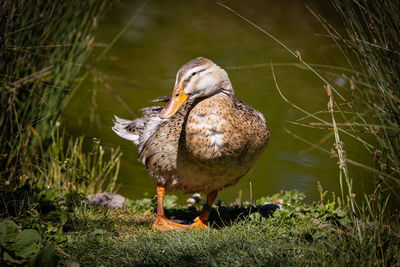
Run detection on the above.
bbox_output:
[210,132,224,149]
[190,113,225,151]
[112,115,139,144]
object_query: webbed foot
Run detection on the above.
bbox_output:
[189,216,208,230]
[153,216,189,232]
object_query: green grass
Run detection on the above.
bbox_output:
[0,0,116,193]
[2,187,399,266]
[59,191,400,266]
[42,128,121,194]
[0,0,120,220]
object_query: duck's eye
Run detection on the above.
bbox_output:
[175,93,179,97]
[191,72,196,76]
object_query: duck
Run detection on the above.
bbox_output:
[112,57,270,231]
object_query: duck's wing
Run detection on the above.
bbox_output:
[113,94,193,173]
[234,99,267,125]
[137,99,194,175]
[233,99,270,152]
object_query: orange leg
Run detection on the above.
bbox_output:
[153,185,189,231]
[190,190,218,230]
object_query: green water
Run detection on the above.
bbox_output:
[62,0,374,203]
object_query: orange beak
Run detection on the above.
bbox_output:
[159,85,188,119]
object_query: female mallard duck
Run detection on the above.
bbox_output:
[113,57,270,231]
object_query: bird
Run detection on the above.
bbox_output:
[112,57,270,231]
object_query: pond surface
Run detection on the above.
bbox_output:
[62,0,374,203]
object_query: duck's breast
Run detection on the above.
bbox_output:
[174,93,270,193]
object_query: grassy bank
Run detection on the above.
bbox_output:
[0,1,120,265]
[6,189,397,266]
[1,186,399,266]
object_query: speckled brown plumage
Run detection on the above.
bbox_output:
[113,57,270,194]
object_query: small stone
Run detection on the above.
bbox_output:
[86,192,126,209]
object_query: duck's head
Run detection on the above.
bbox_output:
[159,57,233,119]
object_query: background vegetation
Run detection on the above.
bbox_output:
[0,1,119,265]
[0,0,399,266]
[331,0,400,200]
[0,0,120,192]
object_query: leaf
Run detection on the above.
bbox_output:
[0,222,7,245]
[60,212,68,226]
[164,195,178,209]
[0,223,7,245]
[333,209,347,218]
[32,243,58,267]
[12,229,42,259]
[3,251,24,264]
[0,219,19,245]
[249,212,262,222]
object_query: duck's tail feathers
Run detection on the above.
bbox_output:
[112,106,166,152]
[150,95,170,103]
[112,115,140,145]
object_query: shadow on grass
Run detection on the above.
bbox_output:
[165,203,280,228]
[62,201,280,233]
